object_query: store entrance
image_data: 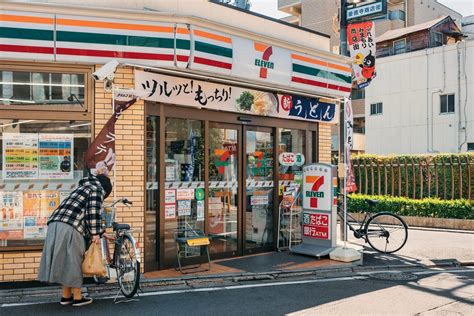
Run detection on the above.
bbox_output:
[208,123,275,258]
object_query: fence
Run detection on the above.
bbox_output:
[351,154,473,201]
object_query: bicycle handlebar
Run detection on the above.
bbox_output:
[105,197,133,208]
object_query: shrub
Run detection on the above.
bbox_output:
[347,194,474,220]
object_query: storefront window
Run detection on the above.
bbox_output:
[163,118,204,264]
[1,68,87,109]
[0,119,91,248]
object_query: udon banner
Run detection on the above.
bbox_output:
[135,70,338,124]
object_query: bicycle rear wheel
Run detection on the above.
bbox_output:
[115,234,140,298]
[364,212,408,254]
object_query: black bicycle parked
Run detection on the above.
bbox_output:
[338,194,409,254]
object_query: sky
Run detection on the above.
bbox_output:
[251,0,474,18]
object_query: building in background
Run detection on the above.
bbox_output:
[365,16,472,154]
[278,0,463,155]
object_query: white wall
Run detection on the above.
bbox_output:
[365,40,474,154]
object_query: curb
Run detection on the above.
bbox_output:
[1,259,472,302]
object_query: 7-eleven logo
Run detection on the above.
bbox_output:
[254,42,274,79]
[305,176,325,208]
[215,149,230,174]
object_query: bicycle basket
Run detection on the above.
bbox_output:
[101,206,115,228]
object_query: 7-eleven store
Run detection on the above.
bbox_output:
[0,0,351,281]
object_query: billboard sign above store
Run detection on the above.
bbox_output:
[135,71,339,124]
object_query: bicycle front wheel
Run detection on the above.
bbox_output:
[364,212,408,254]
[115,234,140,298]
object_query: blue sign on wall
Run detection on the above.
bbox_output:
[347,0,387,21]
[287,96,336,122]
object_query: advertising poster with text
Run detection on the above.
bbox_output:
[39,134,74,180]
[2,133,39,180]
[0,191,23,239]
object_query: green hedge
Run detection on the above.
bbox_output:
[347,194,474,220]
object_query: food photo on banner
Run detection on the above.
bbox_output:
[347,21,377,89]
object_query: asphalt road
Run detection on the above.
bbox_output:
[2,268,473,316]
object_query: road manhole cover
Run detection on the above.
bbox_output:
[369,272,418,281]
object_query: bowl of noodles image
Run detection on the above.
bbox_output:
[235,91,278,116]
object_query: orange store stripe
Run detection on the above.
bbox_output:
[56,18,174,33]
[292,54,351,73]
[193,29,231,44]
[0,14,53,25]
[176,28,190,35]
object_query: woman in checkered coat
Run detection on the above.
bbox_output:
[38,174,112,307]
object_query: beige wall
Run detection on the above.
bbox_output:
[319,123,332,163]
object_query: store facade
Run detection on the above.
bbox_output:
[0,1,351,280]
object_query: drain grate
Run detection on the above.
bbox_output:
[369,272,418,281]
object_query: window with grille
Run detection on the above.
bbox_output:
[370,102,383,115]
[440,94,455,114]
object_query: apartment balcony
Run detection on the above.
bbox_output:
[278,0,301,16]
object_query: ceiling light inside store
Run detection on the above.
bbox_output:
[0,120,36,128]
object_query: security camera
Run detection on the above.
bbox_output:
[92,60,119,81]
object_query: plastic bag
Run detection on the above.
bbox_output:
[82,242,107,277]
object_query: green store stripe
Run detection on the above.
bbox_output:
[0,27,53,41]
[195,41,232,58]
[0,27,191,50]
[293,63,351,85]
[56,30,176,48]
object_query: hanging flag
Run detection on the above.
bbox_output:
[85,90,138,175]
[347,21,376,89]
[345,97,357,193]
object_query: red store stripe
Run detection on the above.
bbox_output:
[194,56,232,69]
[327,83,351,93]
[56,47,174,60]
[291,76,327,89]
[176,55,189,62]
[0,44,53,54]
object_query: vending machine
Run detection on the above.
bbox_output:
[291,163,337,257]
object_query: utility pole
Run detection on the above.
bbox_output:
[340,0,349,57]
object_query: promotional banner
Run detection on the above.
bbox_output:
[347,21,376,89]
[135,71,338,124]
[85,90,138,175]
[344,98,357,193]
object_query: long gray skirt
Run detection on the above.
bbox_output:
[38,222,86,288]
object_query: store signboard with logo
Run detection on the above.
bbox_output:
[291,163,337,257]
[135,70,339,124]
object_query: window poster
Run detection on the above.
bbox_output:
[23,191,60,239]
[197,200,204,221]
[0,191,24,236]
[165,204,176,219]
[38,134,74,180]
[2,133,39,180]
[177,200,192,216]
[2,133,74,180]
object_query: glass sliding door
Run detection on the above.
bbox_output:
[244,127,275,253]
[208,123,240,256]
[163,118,205,267]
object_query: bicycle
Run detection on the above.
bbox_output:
[93,197,141,300]
[337,194,408,254]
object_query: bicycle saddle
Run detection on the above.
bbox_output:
[365,199,380,207]
[112,222,130,231]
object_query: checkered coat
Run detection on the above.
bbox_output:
[48,176,105,236]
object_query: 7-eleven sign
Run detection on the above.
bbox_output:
[215,149,230,174]
[303,165,332,211]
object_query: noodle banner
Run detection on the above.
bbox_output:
[135,70,338,124]
[85,90,139,176]
[344,97,357,193]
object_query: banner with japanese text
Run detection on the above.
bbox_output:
[344,97,357,193]
[85,90,138,175]
[347,21,376,89]
[135,70,338,124]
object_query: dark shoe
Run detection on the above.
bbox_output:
[60,297,73,305]
[72,297,93,307]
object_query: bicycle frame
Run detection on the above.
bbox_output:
[337,204,372,240]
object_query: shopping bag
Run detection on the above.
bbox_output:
[82,242,107,276]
